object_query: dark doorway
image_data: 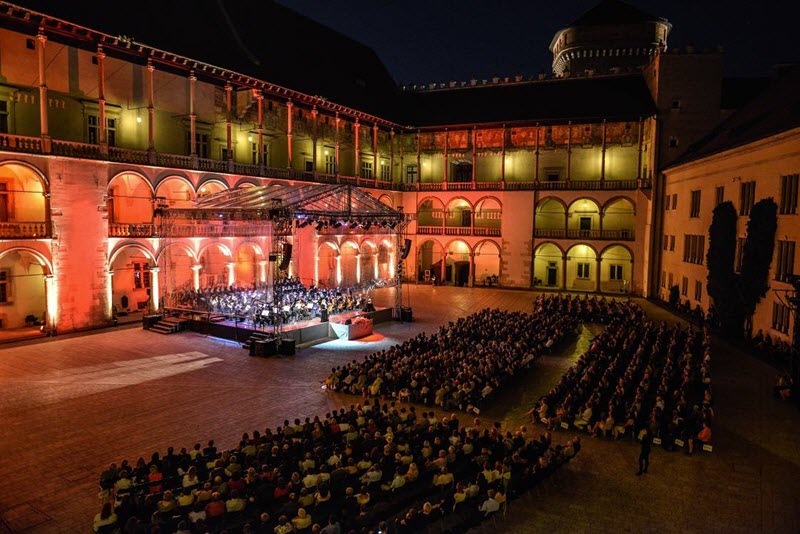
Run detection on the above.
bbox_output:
[453,163,472,182]
[547,262,558,286]
[450,261,470,286]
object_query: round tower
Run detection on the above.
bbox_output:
[550,0,671,77]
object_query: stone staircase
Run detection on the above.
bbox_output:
[148,316,190,335]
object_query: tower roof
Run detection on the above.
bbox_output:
[567,0,668,27]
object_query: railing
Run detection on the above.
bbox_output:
[165,223,273,238]
[444,227,472,236]
[533,228,635,240]
[51,140,104,159]
[416,226,444,235]
[109,223,156,238]
[0,133,652,193]
[0,221,51,238]
[0,133,43,154]
[473,227,501,237]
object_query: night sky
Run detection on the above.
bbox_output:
[277,0,799,84]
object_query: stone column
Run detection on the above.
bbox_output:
[637,118,644,186]
[258,260,268,284]
[36,31,50,152]
[311,106,319,171]
[472,127,477,183]
[566,121,572,184]
[468,253,474,287]
[500,124,506,185]
[443,128,449,183]
[147,60,155,155]
[389,250,396,279]
[286,100,294,168]
[354,119,360,176]
[372,123,379,180]
[225,84,233,169]
[562,256,567,290]
[534,124,540,184]
[596,258,602,292]
[191,264,202,291]
[334,113,340,175]
[96,45,107,149]
[355,253,361,283]
[149,267,160,313]
[226,261,235,287]
[336,255,342,285]
[45,273,57,330]
[373,254,379,280]
[255,91,264,170]
[389,129,395,183]
[600,120,607,186]
[189,72,198,161]
[107,269,114,318]
[416,130,421,183]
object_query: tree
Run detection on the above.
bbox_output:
[706,201,743,337]
[740,198,778,316]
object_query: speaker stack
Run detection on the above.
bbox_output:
[278,243,292,271]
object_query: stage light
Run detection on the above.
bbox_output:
[364,222,372,231]
[333,221,342,228]
[315,221,324,231]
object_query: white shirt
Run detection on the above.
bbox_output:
[479,497,500,514]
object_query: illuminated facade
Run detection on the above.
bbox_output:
[661,69,800,343]
[0,1,755,335]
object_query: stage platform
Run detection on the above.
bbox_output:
[173,307,394,347]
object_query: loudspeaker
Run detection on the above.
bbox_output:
[268,252,278,262]
[279,338,296,356]
[279,243,292,270]
[400,239,412,260]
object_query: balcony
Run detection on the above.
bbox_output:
[109,223,156,238]
[534,228,635,240]
[0,221,51,239]
[416,226,501,237]
[108,222,274,238]
[0,133,651,193]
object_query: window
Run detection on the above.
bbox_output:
[305,160,314,172]
[0,100,8,134]
[186,131,210,159]
[715,185,725,206]
[251,142,269,165]
[87,115,116,146]
[609,264,623,280]
[0,183,8,222]
[577,263,591,279]
[663,235,668,250]
[740,181,756,216]
[360,161,373,179]
[669,136,679,148]
[780,174,798,215]
[380,161,391,181]
[776,240,796,282]
[661,270,666,288]
[325,153,336,174]
[221,147,233,161]
[668,272,674,288]
[545,169,561,182]
[681,276,688,296]
[406,164,418,183]
[735,237,745,272]
[690,190,701,218]
[0,269,9,303]
[772,302,790,334]
[672,194,678,210]
[683,234,705,265]
[669,235,676,251]
[133,263,151,289]
[695,280,702,301]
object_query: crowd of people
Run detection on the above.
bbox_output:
[94,402,578,534]
[531,308,715,455]
[324,297,583,410]
[166,278,372,327]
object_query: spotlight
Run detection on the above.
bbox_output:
[333,221,343,229]
[364,221,372,231]
[315,221,324,231]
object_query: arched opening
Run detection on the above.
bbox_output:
[417,197,444,229]
[317,242,338,287]
[158,243,196,306]
[603,198,635,238]
[445,199,472,229]
[535,198,567,234]
[568,198,601,237]
[378,194,393,208]
[0,248,49,330]
[198,243,232,289]
[474,198,502,234]
[107,172,153,225]
[445,240,471,286]
[197,180,228,197]
[234,243,262,289]
[600,244,633,293]
[340,241,359,287]
[110,244,156,315]
[533,243,563,288]
[417,240,443,283]
[474,240,501,286]
[566,244,597,291]
[0,162,48,238]
[155,176,195,209]
[360,241,378,284]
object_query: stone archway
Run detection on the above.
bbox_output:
[0,247,51,330]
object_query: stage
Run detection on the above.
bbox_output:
[168,307,394,347]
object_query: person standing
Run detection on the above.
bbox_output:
[636,427,652,475]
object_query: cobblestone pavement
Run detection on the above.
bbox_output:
[0,286,797,533]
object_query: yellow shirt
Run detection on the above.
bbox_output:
[292,514,312,530]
